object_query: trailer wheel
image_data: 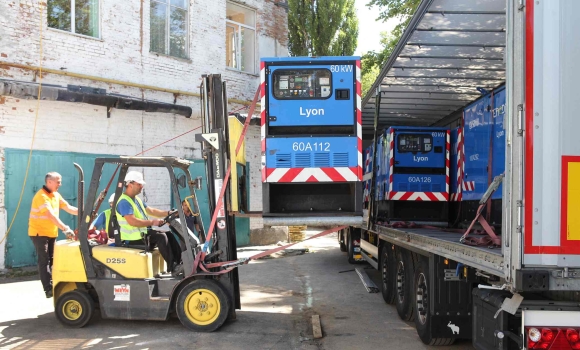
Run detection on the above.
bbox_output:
[395,249,415,321]
[413,257,455,345]
[176,279,230,332]
[380,244,396,304]
[55,290,95,328]
[347,229,360,264]
[339,230,347,252]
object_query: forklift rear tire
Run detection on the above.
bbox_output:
[414,257,455,346]
[395,249,415,321]
[380,244,396,304]
[176,279,230,332]
[339,230,347,252]
[55,290,95,328]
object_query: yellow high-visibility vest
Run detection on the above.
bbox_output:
[115,194,148,241]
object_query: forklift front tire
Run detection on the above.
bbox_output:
[55,290,95,328]
[176,279,230,332]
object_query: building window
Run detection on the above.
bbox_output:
[226,2,256,74]
[150,0,189,59]
[47,0,100,38]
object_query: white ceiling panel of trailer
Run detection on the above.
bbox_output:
[361,0,506,138]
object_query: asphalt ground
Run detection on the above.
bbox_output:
[0,232,473,350]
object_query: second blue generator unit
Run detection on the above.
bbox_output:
[370,126,450,223]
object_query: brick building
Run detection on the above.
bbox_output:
[0,0,288,269]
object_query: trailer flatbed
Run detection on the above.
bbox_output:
[360,225,504,277]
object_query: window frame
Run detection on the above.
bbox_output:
[271,68,333,101]
[225,1,257,74]
[47,0,101,39]
[150,0,190,59]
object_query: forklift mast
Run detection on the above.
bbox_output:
[197,74,241,313]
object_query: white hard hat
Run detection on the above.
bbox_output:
[124,171,146,185]
[108,193,116,203]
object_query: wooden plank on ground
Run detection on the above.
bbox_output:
[312,314,323,339]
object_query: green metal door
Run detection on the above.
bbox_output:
[172,160,250,247]
[4,149,117,268]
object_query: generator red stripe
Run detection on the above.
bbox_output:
[305,175,318,183]
[390,192,449,201]
[445,130,450,192]
[400,192,413,200]
[277,168,304,182]
[261,84,266,101]
[321,167,346,182]
[426,192,438,201]
[265,167,275,178]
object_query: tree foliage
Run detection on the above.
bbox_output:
[361,0,421,95]
[288,0,358,57]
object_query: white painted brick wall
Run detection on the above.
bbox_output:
[0,0,288,269]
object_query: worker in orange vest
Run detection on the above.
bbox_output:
[29,172,78,298]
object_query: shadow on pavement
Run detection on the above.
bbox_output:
[0,308,316,350]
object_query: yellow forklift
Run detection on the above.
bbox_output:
[51,75,245,331]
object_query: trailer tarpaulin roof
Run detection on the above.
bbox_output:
[361,0,506,138]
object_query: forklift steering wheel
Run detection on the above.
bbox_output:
[162,210,179,226]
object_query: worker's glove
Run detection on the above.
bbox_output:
[63,225,75,239]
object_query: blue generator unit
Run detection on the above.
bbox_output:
[260,56,363,224]
[460,86,506,227]
[371,126,450,223]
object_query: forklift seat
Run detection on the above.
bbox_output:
[92,245,166,279]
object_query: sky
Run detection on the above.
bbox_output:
[354,0,401,56]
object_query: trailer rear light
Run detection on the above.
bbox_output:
[566,329,579,344]
[529,328,542,343]
[542,328,555,343]
[526,327,580,349]
[354,239,360,246]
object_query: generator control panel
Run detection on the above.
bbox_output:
[272,69,332,99]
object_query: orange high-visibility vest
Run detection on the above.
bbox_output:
[28,188,67,238]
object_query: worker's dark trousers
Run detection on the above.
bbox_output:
[30,235,56,292]
[147,230,181,270]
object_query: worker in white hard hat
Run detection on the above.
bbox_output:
[89,193,116,232]
[115,171,182,275]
